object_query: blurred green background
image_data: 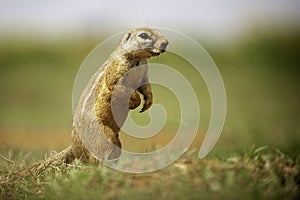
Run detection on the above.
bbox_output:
[0,1,299,158]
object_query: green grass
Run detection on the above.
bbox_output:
[0,27,300,199]
[0,146,299,199]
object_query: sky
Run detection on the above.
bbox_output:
[0,0,299,41]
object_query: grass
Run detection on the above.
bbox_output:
[0,146,299,199]
[0,27,300,199]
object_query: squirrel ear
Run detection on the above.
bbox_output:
[125,33,131,42]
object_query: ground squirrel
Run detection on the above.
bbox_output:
[69,27,169,163]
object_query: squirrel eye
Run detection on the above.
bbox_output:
[138,33,150,40]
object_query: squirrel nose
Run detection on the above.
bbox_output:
[160,41,169,52]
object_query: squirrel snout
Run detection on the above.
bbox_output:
[160,41,169,53]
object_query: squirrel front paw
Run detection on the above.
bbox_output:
[140,93,153,113]
[129,90,141,109]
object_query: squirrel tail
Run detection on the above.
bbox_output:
[0,145,75,184]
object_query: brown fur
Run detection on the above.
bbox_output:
[70,27,168,163]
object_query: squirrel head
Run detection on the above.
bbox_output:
[120,27,169,59]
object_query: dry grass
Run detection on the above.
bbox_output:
[0,146,299,200]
